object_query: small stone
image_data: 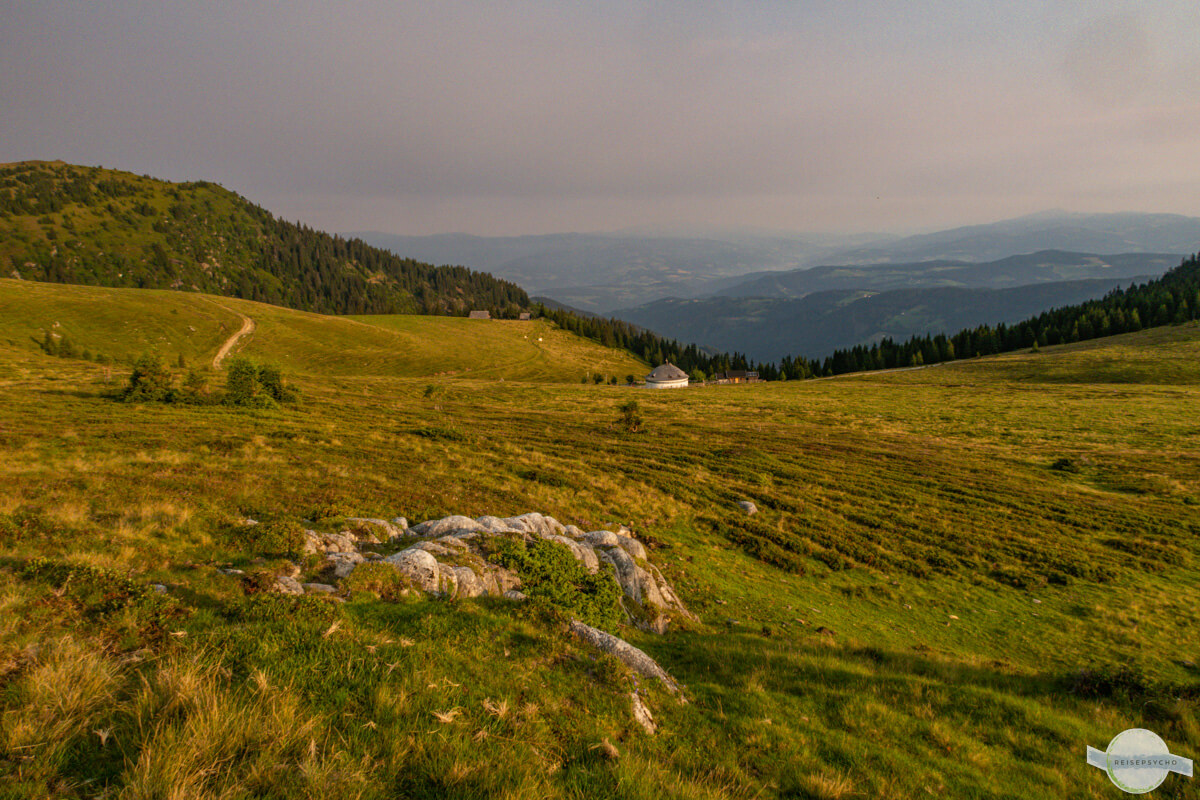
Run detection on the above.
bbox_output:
[303,583,337,594]
[327,552,364,578]
[151,584,168,593]
[274,576,304,596]
[736,501,757,516]
[631,692,656,734]
[218,568,245,576]
[503,589,528,601]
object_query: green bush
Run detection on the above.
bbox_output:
[230,519,306,559]
[178,368,211,404]
[618,400,644,432]
[343,562,414,601]
[489,539,623,630]
[122,354,176,402]
[223,357,297,407]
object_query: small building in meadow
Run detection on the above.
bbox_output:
[468,310,491,320]
[710,370,760,384]
[518,312,531,320]
[644,362,689,390]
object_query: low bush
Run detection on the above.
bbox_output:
[489,539,623,630]
[343,562,413,601]
[228,519,306,559]
[121,354,176,402]
[224,357,298,408]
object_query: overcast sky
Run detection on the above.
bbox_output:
[2,1,1198,236]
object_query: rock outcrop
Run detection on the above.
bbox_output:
[239,511,693,634]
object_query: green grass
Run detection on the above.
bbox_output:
[0,278,646,381]
[0,283,1198,798]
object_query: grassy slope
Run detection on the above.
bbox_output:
[0,284,1198,798]
[0,278,645,381]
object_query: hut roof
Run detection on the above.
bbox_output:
[646,363,688,381]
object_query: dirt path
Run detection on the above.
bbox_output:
[211,309,256,369]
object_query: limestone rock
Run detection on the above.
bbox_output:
[503,589,528,601]
[598,546,664,608]
[736,500,758,516]
[445,565,486,598]
[390,516,409,532]
[434,536,472,552]
[274,576,304,596]
[549,534,600,574]
[410,541,450,557]
[568,621,679,693]
[615,537,648,561]
[303,583,337,594]
[346,517,401,540]
[502,512,564,539]
[563,524,585,538]
[327,552,364,578]
[409,515,484,537]
[476,515,516,533]
[385,548,440,592]
[579,530,620,547]
[320,531,358,554]
[631,692,657,734]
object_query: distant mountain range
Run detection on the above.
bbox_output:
[712,250,1182,298]
[353,212,1200,314]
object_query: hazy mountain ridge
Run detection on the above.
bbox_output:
[714,250,1183,299]
[356,212,1200,314]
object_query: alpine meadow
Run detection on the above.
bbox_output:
[3,5,1200,797]
[0,160,1197,798]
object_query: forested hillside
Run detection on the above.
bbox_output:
[0,161,529,316]
[813,253,1200,376]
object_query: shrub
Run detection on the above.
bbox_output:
[122,354,176,402]
[489,539,623,630]
[229,519,306,559]
[223,357,297,407]
[618,400,644,433]
[343,562,413,600]
[178,368,211,404]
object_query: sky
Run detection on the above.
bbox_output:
[2,1,1198,236]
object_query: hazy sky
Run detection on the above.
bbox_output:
[2,1,1198,235]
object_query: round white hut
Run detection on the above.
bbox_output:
[644,362,689,389]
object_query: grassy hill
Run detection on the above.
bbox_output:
[0,280,1197,798]
[0,160,529,316]
[0,278,646,382]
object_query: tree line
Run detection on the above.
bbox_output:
[533,253,1200,381]
[809,253,1200,377]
